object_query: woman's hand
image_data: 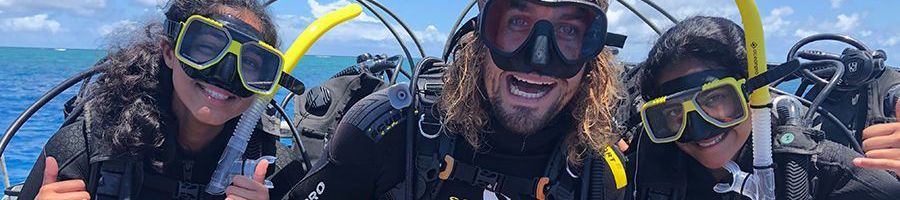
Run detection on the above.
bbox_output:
[225,159,269,200]
[36,156,91,200]
[855,100,900,176]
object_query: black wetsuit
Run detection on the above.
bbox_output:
[283,89,627,199]
[627,126,900,200]
[17,107,304,199]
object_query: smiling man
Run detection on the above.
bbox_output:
[283,0,629,199]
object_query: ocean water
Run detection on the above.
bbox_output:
[0,46,358,184]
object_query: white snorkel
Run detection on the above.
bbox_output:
[713,1,776,200]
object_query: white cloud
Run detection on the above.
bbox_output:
[307,0,379,23]
[414,25,448,43]
[280,0,450,50]
[98,20,138,36]
[860,30,873,37]
[763,6,794,36]
[834,13,860,32]
[881,36,900,46]
[788,13,864,39]
[2,14,61,33]
[0,0,107,15]
[605,0,741,62]
[794,29,818,38]
[831,0,845,8]
[134,0,164,7]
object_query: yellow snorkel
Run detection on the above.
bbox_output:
[205,4,362,195]
[283,4,362,73]
[712,1,775,200]
[737,0,769,105]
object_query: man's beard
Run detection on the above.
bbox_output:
[489,95,560,135]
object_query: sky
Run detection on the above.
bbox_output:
[1,0,898,66]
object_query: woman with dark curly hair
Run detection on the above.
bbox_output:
[628,16,900,200]
[17,0,303,199]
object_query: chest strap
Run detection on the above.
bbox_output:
[438,155,558,199]
[142,173,219,200]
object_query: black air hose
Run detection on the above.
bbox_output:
[781,155,814,200]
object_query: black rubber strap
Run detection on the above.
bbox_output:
[746,59,801,92]
[443,17,478,61]
[278,72,306,95]
[444,156,543,198]
[605,33,627,48]
[164,19,182,40]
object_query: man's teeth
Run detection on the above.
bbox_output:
[510,84,547,99]
[512,75,554,85]
[697,133,725,148]
[204,88,230,100]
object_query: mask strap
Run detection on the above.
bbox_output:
[605,33,627,48]
[443,17,478,61]
[649,70,735,99]
[164,19,182,41]
[278,72,306,95]
[745,59,801,92]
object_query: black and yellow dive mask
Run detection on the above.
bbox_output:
[638,59,802,143]
[165,14,284,97]
[640,70,752,143]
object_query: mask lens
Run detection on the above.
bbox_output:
[481,0,605,60]
[178,20,229,66]
[239,43,281,93]
[643,94,692,142]
[695,85,745,125]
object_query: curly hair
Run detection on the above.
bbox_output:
[84,0,278,155]
[638,16,747,100]
[440,0,621,165]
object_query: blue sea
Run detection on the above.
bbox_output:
[0,46,365,185]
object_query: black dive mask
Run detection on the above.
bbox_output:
[478,0,626,79]
[182,53,255,97]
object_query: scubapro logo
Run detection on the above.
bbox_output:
[305,182,326,200]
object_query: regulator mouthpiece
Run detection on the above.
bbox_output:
[713,161,760,200]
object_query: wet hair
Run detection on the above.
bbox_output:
[443,0,621,166]
[84,0,277,155]
[638,16,747,100]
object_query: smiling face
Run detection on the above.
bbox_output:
[483,50,585,135]
[163,6,263,126]
[655,59,752,169]
[482,0,594,134]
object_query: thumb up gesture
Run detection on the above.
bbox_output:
[224,159,270,200]
[36,156,90,200]
[855,99,900,175]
